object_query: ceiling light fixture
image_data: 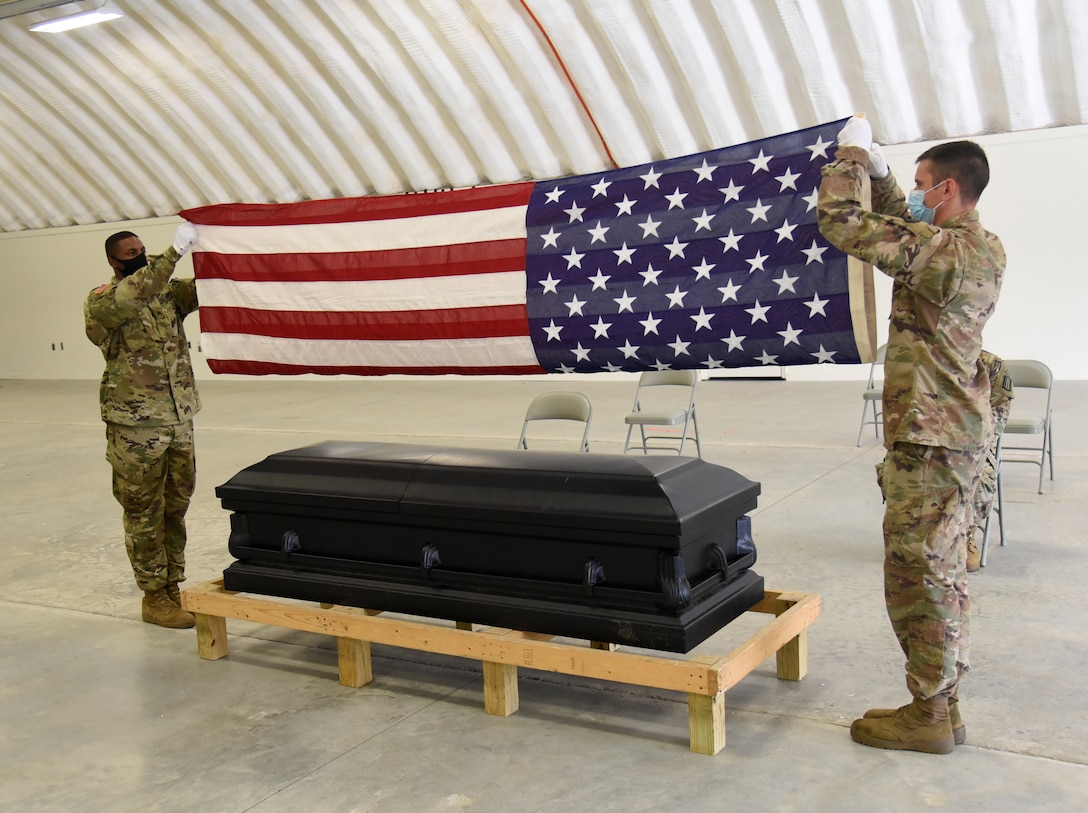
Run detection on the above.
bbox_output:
[29,3,123,33]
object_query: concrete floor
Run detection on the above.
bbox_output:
[1,375,1085,812]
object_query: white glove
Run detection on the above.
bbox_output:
[868,142,889,179]
[172,222,198,257]
[837,116,873,150]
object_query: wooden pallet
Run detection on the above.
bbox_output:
[181,579,819,755]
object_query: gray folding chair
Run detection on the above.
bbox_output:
[999,359,1055,493]
[623,370,701,457]
[980,359,1055,565]
[980,433,1006,566]
[857,343,887,446]
[517,391,592,452]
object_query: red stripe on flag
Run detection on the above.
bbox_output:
[199,305,529,341]
[195,239,527,282]
[181,182,537,226]
[207,359,546,376]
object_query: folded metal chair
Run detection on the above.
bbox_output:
[517,391,592,452]
[623,370,701,457]
[857,343,887,446]
[999,359,1055,494]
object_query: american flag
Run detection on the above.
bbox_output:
[182,118,875,376]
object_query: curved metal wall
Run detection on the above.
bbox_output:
[0,0,1084,232]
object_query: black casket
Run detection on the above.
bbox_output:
[217,441,764,652]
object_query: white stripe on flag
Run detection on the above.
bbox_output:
[196,272,527,313]
[193,206,528,254]
[201,332,541,369]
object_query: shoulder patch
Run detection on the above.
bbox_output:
[91,283,111,295]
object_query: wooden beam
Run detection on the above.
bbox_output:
[180,580,819,754]
[193,613,227,660]
[711,592,820,692]
[688,691,725,755]
[181,580,721,694]
[775,595,809,681]
[337,637,373,688]
[482,662,519,716]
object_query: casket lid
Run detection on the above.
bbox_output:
[216,441,759,535]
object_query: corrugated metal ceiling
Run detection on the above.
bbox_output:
[0,0,1084,233]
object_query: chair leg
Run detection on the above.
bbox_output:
[675,412,698,457]
[996,466,1006,547]
[980,440,1002,567]
[1044,426,1053,483]
[1037,437,1046,495]
[857,400,880,447]
[980,468,1003,567]
[623,424,634,454]
[1047,422,1055,482]
[857,401,870,447]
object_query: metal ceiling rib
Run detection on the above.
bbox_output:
[0,0,1084,233]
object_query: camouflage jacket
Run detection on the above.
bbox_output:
[84,246,201,426]
[818,146,1005,451]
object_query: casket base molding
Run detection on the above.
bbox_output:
[222,561,765,653]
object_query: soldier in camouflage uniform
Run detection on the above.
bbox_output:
[818,116,1004,754]
[84,224,200,629]
[965,351,1015,571]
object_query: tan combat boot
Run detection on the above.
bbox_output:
[966,540,982,572]
[850,696,955,754]
[142,587,196,629]
[863,698,966,745]
[165,582,182,607]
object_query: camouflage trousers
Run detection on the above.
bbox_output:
[106,421,195,591]
[879,441,985,700]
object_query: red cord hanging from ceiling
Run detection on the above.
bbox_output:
[517,0,619,169]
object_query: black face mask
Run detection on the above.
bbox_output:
[114,252,148,276]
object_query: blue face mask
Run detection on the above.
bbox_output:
[907,180,949,224]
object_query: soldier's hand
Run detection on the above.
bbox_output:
[868,142,889,179]
[837,115,873,150]
[172,223,198,258]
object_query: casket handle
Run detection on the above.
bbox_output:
[583,557,606,596]
[421,543,442,577]
[659,551,692,611]
[736,515,756,557]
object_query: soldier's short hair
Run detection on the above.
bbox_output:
[105,231,139,257]
[916,141,990,204]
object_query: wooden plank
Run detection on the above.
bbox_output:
[508,630,556,642]
[775,596,808,681]
[194,613,228,660]
[711,592,821,693]
[322,603,382,617]
[747,590,808,614]
[181,580,819,754]
[181,580,720,695]
[337,637,373,688]
[482,662,519,716]
[687,691,725,755]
